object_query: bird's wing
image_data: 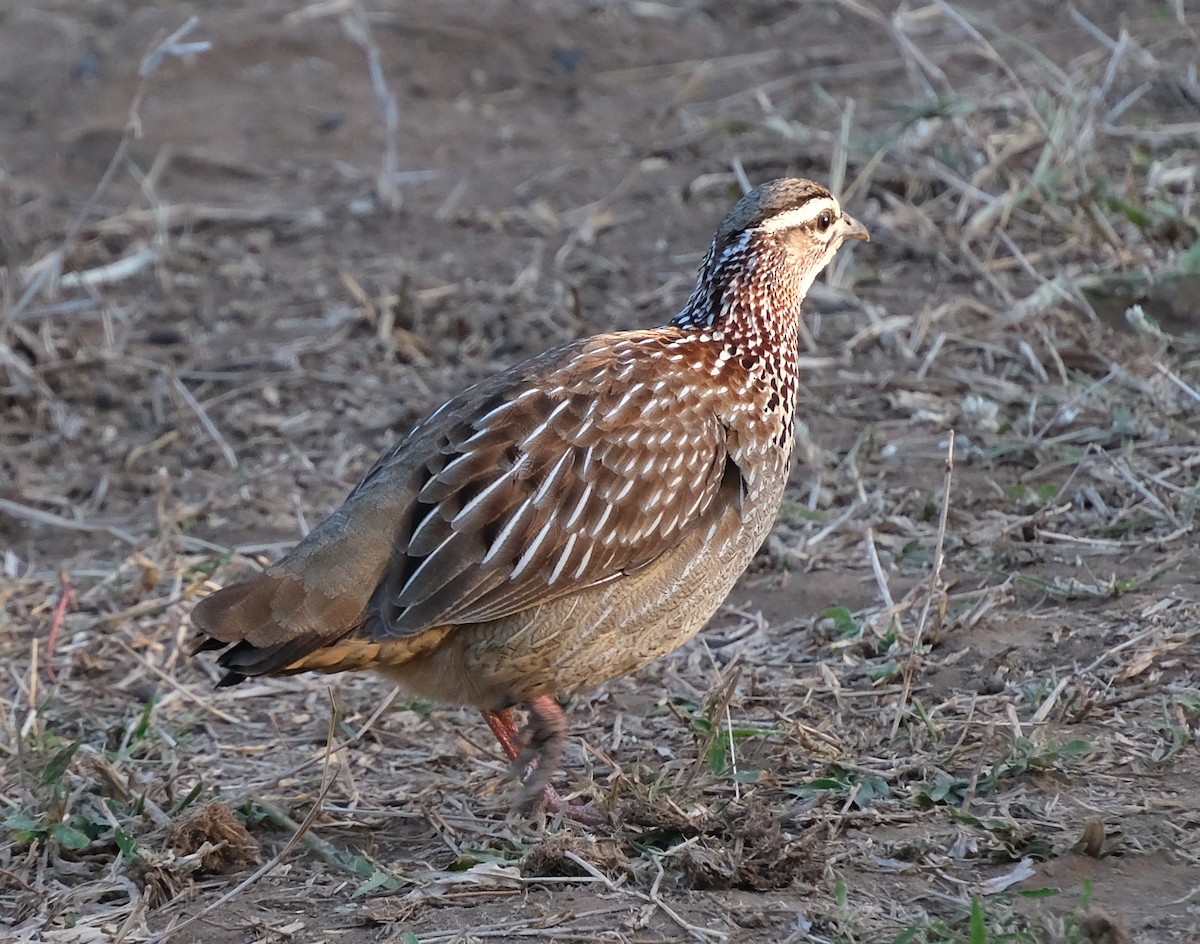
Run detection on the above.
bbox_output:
[191,333,747,679]
[363,333,743,635]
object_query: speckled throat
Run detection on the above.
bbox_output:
[669,236,805,455]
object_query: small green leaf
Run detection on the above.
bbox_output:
[853,775,892,809]
[114,828,139,861]
[1105,193,1152,229]
[834,873,848,906]
[1078,876,1095,910]
[706,738,728,774]
[50,823,91,850]
[171,781,205,816]
[811,777,849,790]
[820,606,858,637]
[689,716,714,735]
[968,897,986,944]
[1020,887,1061,899]
[4,813,41,833]
[132,695,159,742]
[1058,739,1095,756]
[39,740,82,787]
[1177,239,1200,276]
[352,868,401,898]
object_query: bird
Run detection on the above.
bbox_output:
[192,177,870,818]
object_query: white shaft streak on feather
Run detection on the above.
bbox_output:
[509,517,556,581]
[590,502,614,538]
[519,397,570,449]
[407,501,445,551]
[393,540,446,603]
[642,507,666,539]
[532,450,573,506]
[475,387,538,428]
[427,449,484,492]
[448,471,510,529]
[571,543,595,580]
[563,481,595,529]
[661,509,681,535]
[479,498,533,566]
[419,395,455,428]
[547,531,579,585]
[580,444,596,477]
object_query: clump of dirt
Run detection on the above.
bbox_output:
[619,795,819,891]
[522,832,632,881]
[165,801,261,873]
[1079,910,1132,944]
[138,801,261,906]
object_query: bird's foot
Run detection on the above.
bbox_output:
[481,698,602,826]
[510,694,567,809]
[532,782,605,827]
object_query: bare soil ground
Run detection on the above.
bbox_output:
[2,1,1199,942]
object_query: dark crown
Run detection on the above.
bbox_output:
[710,178,834,256]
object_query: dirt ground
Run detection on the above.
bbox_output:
[2,1,1199,942]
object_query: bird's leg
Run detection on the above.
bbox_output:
[513,695,568,809]
[482,707,523,763]
[479,701,601,825]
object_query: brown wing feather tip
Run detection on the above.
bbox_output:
[191,578,266,643]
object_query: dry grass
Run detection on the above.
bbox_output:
[2,1,1198,942]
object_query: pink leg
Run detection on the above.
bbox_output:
[479,701,601,824]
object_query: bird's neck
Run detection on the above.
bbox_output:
[671,239,804,446]
[672,237,803,348]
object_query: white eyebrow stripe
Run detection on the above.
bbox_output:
[758,200,838,233]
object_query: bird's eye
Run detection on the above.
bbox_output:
[817,210,833,232]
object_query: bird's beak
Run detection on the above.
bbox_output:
[842,214,870,242]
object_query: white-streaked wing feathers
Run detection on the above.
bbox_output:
[357,336,741,637]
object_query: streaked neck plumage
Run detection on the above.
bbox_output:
[670,230,804,451]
